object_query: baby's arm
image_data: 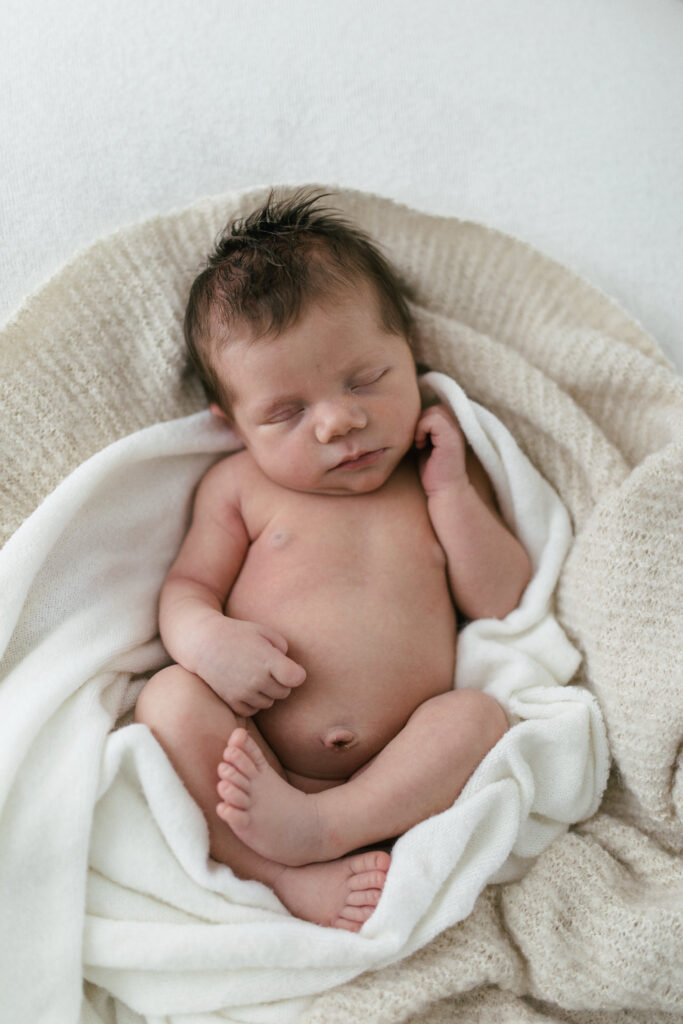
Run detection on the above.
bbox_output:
[416,405,532,620]
[159,457,306,715]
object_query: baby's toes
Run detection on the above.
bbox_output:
[347,868,388,893]
[216,802,251,831]
[223,729,268,776]
[222,745,257,781]
[347,850,391,877]
[218,761,250,792]
[228,727,265,762]
[334,918,363,932]
[217,779,251,809]
[336,904,376,929]
[345,887,381,908]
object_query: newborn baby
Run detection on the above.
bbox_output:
[135,190,530,930]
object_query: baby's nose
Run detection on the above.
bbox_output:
[314,400,367,443]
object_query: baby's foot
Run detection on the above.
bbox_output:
[217,728,337,865]
[273,850,391,931]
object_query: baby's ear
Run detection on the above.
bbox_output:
[209,402,231,423]
[209,402,243,442]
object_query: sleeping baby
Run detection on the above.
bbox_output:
[135,190,531,930]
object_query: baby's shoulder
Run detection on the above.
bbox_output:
[194,449,256,509]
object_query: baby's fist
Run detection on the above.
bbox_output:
[415,404,468,496]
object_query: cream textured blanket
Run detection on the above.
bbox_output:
[1,187,682,1023]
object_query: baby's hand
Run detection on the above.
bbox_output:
[415,404,468,497]
[197,616,306,716]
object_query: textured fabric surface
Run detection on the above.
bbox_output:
[0,376,608,1022]
[1,186,682,1022]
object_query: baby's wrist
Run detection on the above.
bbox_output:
[191,611,233,677]
[426,479,479,540]
[425,474,472,504]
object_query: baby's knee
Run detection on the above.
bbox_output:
[415,688,508,754]
[461,689,509,752]
[134,664,214,732]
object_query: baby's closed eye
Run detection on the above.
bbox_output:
[349,367,389,392]
[264,405,304,424]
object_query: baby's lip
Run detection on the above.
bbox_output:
[337,449,365,464]
[333,448,386,470]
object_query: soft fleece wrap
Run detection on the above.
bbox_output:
[0,187,681,1023]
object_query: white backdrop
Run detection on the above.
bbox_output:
[2,0,682,371]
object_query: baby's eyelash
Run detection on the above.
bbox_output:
[351,369,388,390]
[266,406,303,424]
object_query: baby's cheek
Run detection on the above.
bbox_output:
[274,451,318,490]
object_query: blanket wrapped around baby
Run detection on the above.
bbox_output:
[1,186,681,1024]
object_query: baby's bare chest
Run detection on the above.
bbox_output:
[229,464,446,611]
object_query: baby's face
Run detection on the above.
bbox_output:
[213,282,422,495]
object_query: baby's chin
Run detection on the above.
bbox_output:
[310,455,409,497]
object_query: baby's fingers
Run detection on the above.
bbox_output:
[270,650,307,689]
[414,410,433,449]
[415,405,447,447]
[417,405,465,450]
[262,676,296,701]
[259,624,290,654]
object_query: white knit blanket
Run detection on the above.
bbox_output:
[1,186,681,1024]
[0,366,606,1023]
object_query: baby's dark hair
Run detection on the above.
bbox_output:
[184,189,414,412]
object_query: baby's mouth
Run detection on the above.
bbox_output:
[333,448,386,470]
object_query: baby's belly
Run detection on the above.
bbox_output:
[233,584,457,781]
[227,459,458,782]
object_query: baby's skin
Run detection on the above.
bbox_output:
[222,449,457,785]
[135,281,530,929]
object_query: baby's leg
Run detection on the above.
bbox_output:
[134,666,390,930]
[217,688,508,866]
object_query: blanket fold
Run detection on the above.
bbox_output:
[1,185,681,1024]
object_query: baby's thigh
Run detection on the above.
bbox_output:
[134,665,286,781]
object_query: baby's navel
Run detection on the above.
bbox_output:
[269,530,290,549]
[322,728,358,750]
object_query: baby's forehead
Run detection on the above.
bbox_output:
[212,268,383,340]
[217,296,406,403]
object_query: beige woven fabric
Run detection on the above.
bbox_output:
[2,187,682,1022]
